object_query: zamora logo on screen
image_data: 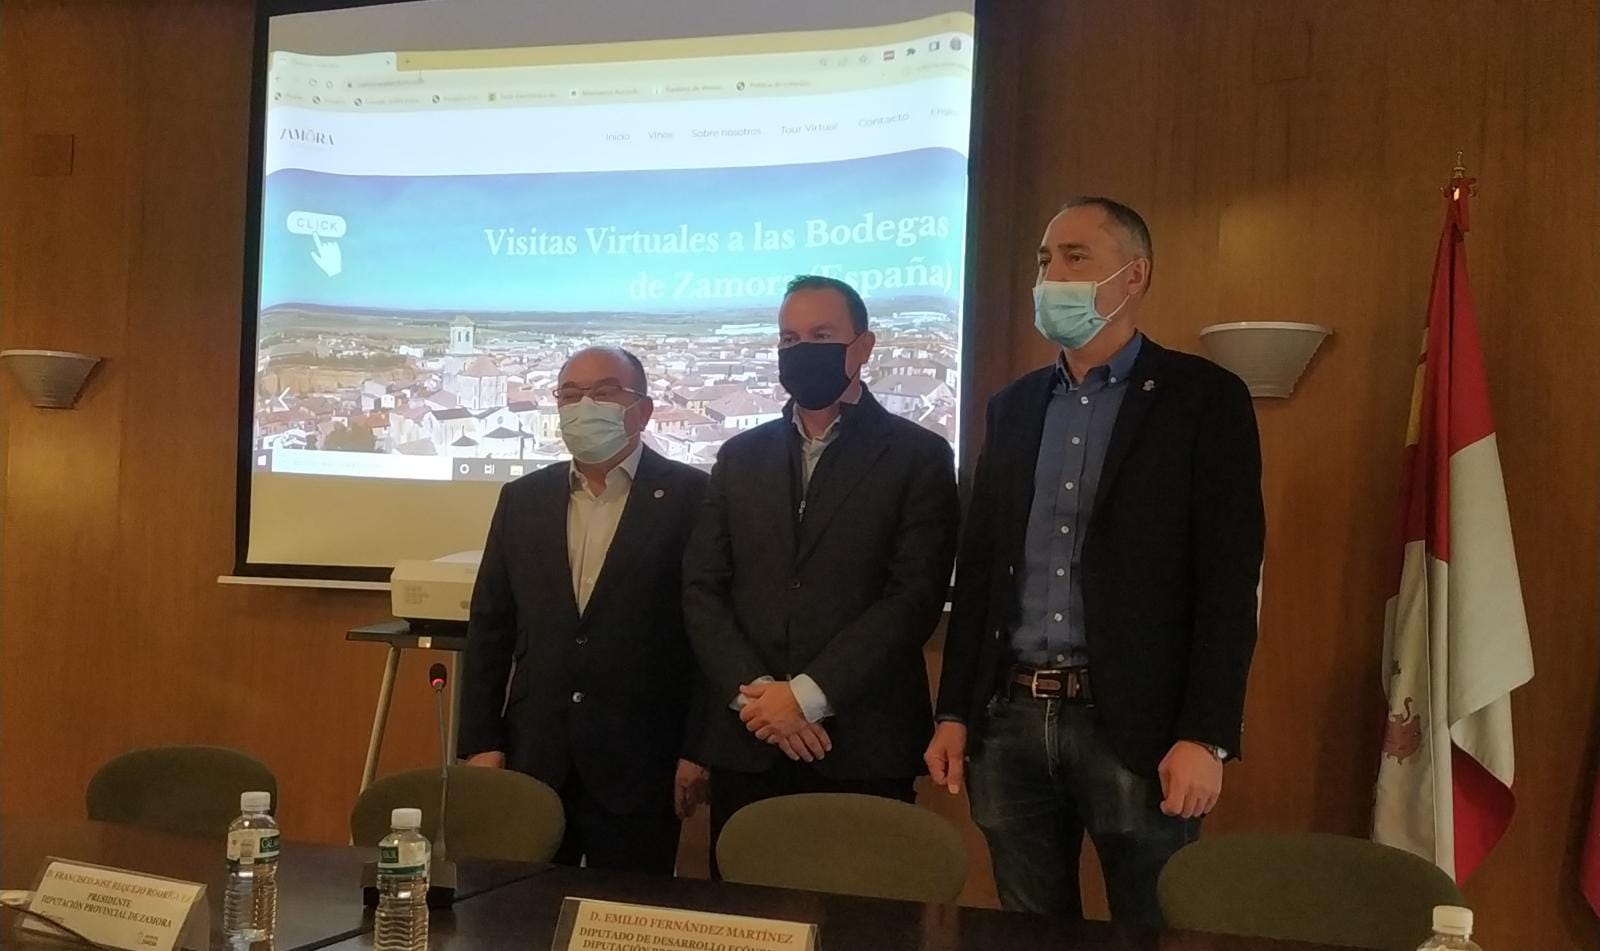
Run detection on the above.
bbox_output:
[279,128,334,147]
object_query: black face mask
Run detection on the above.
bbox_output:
[779,341,854,410]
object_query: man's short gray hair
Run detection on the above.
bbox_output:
[1060,196,1153,290]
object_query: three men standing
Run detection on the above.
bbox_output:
[460,199,1262,926]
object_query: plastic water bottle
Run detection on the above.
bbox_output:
[375,807,430,951]
[223,791,279,948]
[1416,906,1482,950]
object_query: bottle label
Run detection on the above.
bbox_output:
[378,841,429,875]
[227,829,281,864]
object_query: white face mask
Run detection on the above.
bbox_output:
[558,397,632,464]
[1033,258,1137,350]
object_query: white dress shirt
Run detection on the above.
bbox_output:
[566,441,643,613]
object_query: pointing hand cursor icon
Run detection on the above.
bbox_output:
[311,232,343,277]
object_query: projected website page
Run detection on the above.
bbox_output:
[254,14,972,485]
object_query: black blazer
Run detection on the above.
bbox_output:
[683,389,960,779]
[936,338,1265,776]
[458,446,710,815]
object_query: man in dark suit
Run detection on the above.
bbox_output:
[684,275,960,849]
[926,198,1264,926]
[459,346,710,875]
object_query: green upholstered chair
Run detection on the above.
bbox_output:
[85,745,278,840]
[716,793,967,903]
[350,766,564,863]
[1158,832,1466,951]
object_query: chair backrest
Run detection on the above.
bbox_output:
[86,746,278,840]
[716,793,966,903]
[350,766,564,863]
[1158,832,1466,951]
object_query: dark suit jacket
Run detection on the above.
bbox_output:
[683,389,959,779]
[458,446,710,816]
[936,338,1265,776]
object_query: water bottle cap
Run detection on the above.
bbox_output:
[1432,905,1473,936]
[239,791,271,812]
[391,807,423,830]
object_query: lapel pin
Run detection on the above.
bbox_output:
[653,488,665,499]
[1142,379,1156,392]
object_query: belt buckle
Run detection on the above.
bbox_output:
[1029,669,1065,699]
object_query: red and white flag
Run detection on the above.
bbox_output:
[1372,176,1534,881]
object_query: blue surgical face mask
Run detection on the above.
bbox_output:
[559,397,632,464]
[1033,258,1138,350]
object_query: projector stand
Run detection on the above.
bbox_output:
[346,620,469,804]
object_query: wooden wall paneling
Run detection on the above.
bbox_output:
[1209,0,1412,840]
[215,583,454,840]
[1451,1,1600,945]
[0,0,447,844]
[27,134,76,178]
[115,0,257,762]
[0,0,137,819]
[982,1,1600,946]
[4,1,1600,948]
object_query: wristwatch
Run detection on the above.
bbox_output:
[1203,744,1229,762]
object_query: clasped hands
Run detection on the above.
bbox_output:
[737,680,833,763]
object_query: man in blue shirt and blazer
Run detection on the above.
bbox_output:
[927,198,1265,926]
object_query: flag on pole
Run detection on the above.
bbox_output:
[1582,774,1600,914]
[1372,170,1534,881]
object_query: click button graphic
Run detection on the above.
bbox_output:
[288,210,346,277]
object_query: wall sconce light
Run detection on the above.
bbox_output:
[0,349,102,408]
[1198,322,1330,398]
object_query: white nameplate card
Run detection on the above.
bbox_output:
[20,859,208,951]
[553,897,817,951]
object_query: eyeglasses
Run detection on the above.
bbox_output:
[551,382,646,406]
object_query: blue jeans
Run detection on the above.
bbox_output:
[967,696,1198,927]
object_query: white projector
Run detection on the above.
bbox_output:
[390,552,482,628]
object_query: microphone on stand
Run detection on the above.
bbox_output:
[426,662,458,909]
[360,662,460,908]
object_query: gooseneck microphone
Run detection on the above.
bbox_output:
[359,662,459,908]
[426,662,457,908]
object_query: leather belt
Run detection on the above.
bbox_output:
[1009,664,1092,702]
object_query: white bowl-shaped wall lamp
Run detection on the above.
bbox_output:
[0,349,102,409]
[1198,322,1330,398]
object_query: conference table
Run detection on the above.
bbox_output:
[1,816,1343,951]
[0,816,536,950]
[321,863,1345,951]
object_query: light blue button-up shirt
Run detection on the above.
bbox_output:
[1009,334,1142,667]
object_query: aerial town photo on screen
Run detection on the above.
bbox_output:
[253,298,959,479]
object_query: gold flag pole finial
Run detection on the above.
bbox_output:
[1449,150,1478,199]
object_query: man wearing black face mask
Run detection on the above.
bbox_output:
[684,275,960,854]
